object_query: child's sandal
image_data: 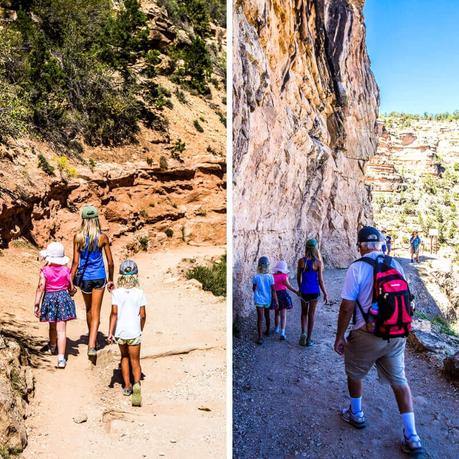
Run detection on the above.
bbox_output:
[123,387,133,396]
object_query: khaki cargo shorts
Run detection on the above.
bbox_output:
[115,335,142,346]
[344,329,408,386]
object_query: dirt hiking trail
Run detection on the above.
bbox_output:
[0,244,226,459]
[233,255,459,459]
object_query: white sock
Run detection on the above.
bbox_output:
[281,329,286,336]
[58,354,65,361]
[351,396,362,414]
[275,326,280,333]
[401,412,417,438]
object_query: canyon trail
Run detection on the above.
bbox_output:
[0,244,226,459]
[233,254,459,459]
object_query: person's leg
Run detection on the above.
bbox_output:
[306,299,318,341]
[264,307,270,334]
[56,321,67,359]
[119,344,131,389]
[280,309,287,334]
[129,344,142,407]
[82,292,92,335]
[274,309,280,332]
[256,307,264,341]
[49,323,57,352]
[88,287,105,349]
[128,344,142,383]
[301,301,309,335]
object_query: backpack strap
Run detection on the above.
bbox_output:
[351,256,378,324]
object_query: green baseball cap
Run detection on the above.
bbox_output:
[306,239,318,248]
[81,205,99,219]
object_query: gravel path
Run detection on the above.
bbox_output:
[233,261,459,459]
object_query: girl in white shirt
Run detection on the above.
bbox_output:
[108,260,146,407]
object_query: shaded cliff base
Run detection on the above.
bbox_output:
[233,258,459,459]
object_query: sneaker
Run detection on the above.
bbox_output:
[401,434,425,457]
[87,347,97,357]
[274,327,281,335]
[280,334,286,341]
[306,338,313,347]
[340,407,366,429]
[131,382,142,407]
[56,358,66,369]
[123,387,133,396]
[299,334,307,346]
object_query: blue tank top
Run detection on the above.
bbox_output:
[300,258,320,294]
[78,235,106,281]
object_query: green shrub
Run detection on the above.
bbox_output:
[138,235,149,251]
[38,154,55,175]
[186,254,226,296]
[175,88,188,104]
[193,119,204,132]
[165,228,174,238]
[146,157,153,166]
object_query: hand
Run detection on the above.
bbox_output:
[69,287,77,297]
[323,293,329,304]
[107,334,115,344]
[34,304,40,318]
[334,335,346,356]
[106,281,115,292]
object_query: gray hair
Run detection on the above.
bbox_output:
[359,241,384,250]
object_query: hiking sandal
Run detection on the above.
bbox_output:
[123,387,133,396]
[401,434,425,458]
[131,382,142,407]
[87,347,97,357]
[340,407,366,429]
[306,338,313,347]
[299,334,307,346]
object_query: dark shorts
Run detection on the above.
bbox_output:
[271,290,293,310]
[80,278,106,294]
[300,292,320,302]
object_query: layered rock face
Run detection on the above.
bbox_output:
[233,0,379,315]
[366,119,459,192]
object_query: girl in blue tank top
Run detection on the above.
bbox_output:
[296,239,329,347]
[71,205,115,357]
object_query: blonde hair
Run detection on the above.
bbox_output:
[117,274,140,289]
[305,245,321,261]
[75,217,101,251]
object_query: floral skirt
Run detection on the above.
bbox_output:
[40,290,77,322]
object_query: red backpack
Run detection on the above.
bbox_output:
[354,255,414,339]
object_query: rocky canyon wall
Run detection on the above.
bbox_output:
[233,0,379,315]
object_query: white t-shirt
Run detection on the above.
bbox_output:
[112,288,147,339]
[341,252,405,330]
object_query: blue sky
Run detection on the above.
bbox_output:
[364,0,459,114]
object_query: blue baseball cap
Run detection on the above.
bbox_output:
[258,256,269,267]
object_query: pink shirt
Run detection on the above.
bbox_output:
[42,265,71,292]
[273,273,288,291]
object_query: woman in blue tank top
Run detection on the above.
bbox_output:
[296,239,329,347]
[71,205,114,357]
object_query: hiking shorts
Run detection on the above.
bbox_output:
[116,336,142,346]
[344,329,408,386]
[255,303,271,309]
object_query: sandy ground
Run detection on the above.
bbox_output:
[233,255,459,459]
[0,243,226,459]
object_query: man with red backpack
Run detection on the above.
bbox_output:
[334,226,425,457]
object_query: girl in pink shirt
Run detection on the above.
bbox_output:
[34,242,77,368]
[272,260,299,341]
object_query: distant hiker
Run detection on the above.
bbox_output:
[34,242,77,369]
[334,226,424,457]
[410,231,421,263]
[71,205,114,357]
[386,234,393,256]
[107,260,145,407]
[381,230,387,255]
[252,256,278,345]
[297,239,329,347]
[271,260,299,341]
